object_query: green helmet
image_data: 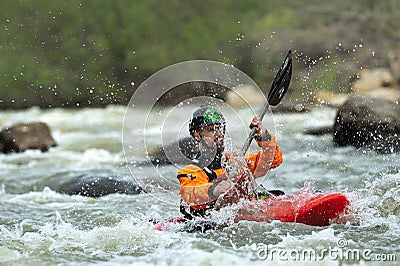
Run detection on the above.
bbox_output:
[189,105,225,136]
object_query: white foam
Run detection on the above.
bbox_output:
[0,246,24,263]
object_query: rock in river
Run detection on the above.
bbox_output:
[333,95,400,152]
[55,174,144,197]
[0,122,57,153]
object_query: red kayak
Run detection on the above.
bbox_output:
[154,191,350,231]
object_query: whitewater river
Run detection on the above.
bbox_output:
[0,105,399,265]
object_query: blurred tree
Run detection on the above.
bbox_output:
[0,0,398,108]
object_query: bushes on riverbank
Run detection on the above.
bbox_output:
[1,1,399,108]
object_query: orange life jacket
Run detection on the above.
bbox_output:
[177,134,283,217]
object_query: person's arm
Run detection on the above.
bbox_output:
[246,117,283,178]
[178,165,235,209]
[246,134,282,178]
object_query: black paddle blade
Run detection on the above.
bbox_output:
[267,50,292,106]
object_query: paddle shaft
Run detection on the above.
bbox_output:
[240,101,270,155]
[215,50,292,209]
[236,100,271,201]
[237,50,292,198]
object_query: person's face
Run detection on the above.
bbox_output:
[195,123,225,154]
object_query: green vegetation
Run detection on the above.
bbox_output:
[1,0,399,108]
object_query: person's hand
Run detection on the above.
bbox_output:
[212,180,234,197]
[213,180,245,206]
[219,153,250,187]
[249,116,266,139]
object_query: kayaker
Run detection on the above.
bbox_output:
[177,105,283,219]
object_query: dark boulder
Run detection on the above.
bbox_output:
[0,122,57,153]
[149,136,199,165]
[364,136,400,154]
[333,95,400,150]
[56,174,143,197]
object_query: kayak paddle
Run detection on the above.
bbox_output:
[239,50,292,199]
[241,49,292,155]
[215,50,292,210]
